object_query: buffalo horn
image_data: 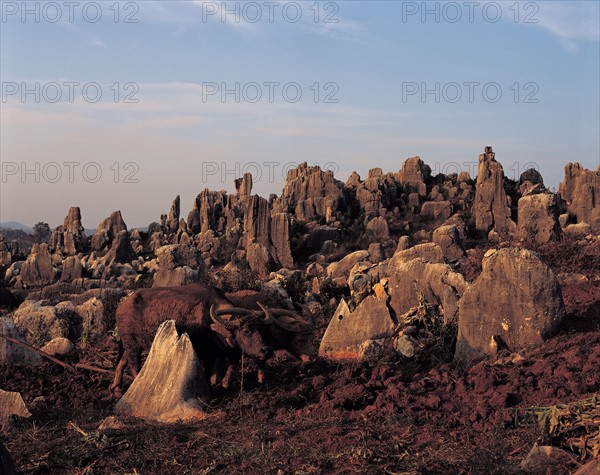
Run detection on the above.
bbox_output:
[256,302,273,324]
[210,305,240,330]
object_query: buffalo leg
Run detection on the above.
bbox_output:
[109,348,128,397]
[257,363,266,384]
[221,359,235,389]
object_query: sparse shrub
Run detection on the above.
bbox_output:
[281,271,307,304]
[55,307,82,342]
[315,277,348,306]
[218,265,261,293]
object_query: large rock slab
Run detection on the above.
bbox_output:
[420,201,453,228]
[392,243,444,267]
[432,225,465,261]
[153,244,204,287]
[0,317,43,365]
[517,193,562,244]
[327,250,370,282]
[166,195,180,234]
[455,248,565,365]
[319,294,396,361]
[60,256,83,282]
[18,243,54,287]
[396,156,431,196]
[100,230,136,265]
[473,146,515,237]
[273,163,345,223]
[75,297,106,346]
[558,162,600,233]
[271,212,294,269]
[91,210,128,252]
[115,320,209,423]
[49,206,86,256]
[12,301,70,346]
[387,257,468,324]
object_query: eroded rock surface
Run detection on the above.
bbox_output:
[455,248,565,365]
[115,320,209,423]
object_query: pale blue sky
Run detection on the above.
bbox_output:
[1,1,599,228]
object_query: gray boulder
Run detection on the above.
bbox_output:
[115,320,209,423]
[455,248,565,365]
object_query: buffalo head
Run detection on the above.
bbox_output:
[210,306,273,361]
[257,303,316,362]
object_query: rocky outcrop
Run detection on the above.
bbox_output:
[101,230,136,265]
[327,250,370,283]
[234,172,253,199]
[352,168,401,221]
[0,317,42,365]
[274,163,344,223]
[518,168,545,196]
[270,213,294,269]
[49,207,86,256]
[12,300,71,346]
[319,294,396,361]
[365,216,390,243]
[91,211,128,252]
[396,156,431,196]
[432,225,465,262]
[455,248,565,365]
[153,244,204,287]
[473,146,515,238]
[75,297,106,346]
[115,320,209,423]
[391,243,444,265]
[17,243,54,287]
[517,193,562,244]
[564,222,593,239]
[420,201,453,228]
[243,196,275,278]
[166,195,180,234]
[60,256,83,282]
[387,257,468,324]
[558,163,600,233]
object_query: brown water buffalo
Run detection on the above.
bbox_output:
[109,283,273,396]
[225,290,316,381]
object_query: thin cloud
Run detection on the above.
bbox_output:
[526,1,599,50]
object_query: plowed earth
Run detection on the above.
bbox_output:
[1,241,599,474]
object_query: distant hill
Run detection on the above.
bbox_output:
[0,221,33,233]
[0,222,145,236]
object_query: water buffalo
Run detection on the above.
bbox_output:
[224,290,316,381]
[109,283,273,396]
